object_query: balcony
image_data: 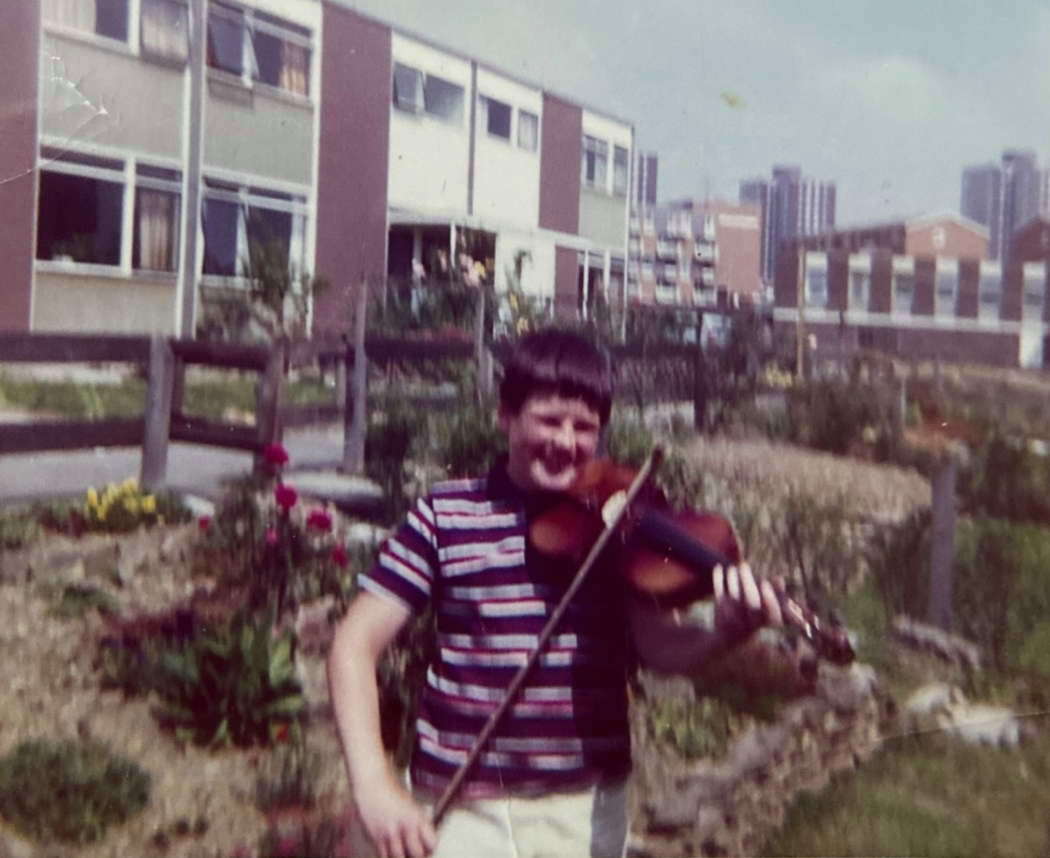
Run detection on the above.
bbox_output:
[656,240,679,261]
[694,242,716,264]
[655,284,679,304]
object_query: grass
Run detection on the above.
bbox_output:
[0,368,332,422]
[763,728,1050,857]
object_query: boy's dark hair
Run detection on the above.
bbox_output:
[499,328,613,424]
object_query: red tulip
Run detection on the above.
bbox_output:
[198,516,211,531]
[263,443,290,467]
[274,483,298,510]
[306,508,333,532]
[331,544,349,567]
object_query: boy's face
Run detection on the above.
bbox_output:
[499,393,602,493]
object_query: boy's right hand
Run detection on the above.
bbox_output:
[356,774,437,858]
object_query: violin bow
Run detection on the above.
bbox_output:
[430,447,665,826]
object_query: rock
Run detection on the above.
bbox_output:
[904,681,965,717]
[891,614,982,671]
[817,662,879,711]
[346,521,388,547]
[936,703,1024,748]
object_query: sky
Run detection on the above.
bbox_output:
[340,0,1050,227]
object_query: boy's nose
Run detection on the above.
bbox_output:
[552,421,576,450]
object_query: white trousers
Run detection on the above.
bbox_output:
[421,779,628,858]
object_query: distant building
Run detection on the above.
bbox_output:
[795,213,988,261]
[627,198,761,309]
[635,151,658,207]
[961,150,1045,265]
[740,165,836,285]
[773,212,1047,370]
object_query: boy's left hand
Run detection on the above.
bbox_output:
[712,563,783,646]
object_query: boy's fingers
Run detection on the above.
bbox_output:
[740,563,762,611]
[713,565,725,600]
[727,565,741,602]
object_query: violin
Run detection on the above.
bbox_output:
[528,453,855,667]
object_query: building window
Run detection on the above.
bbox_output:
[893,273,915,314]
[582,135,608,190]
[133,165,181,271]
[424,75,464,124]
[208,3,311,97]
[392,63,423,112]
[641,256,654,279]
[805,269,827,308]
[935,270,957,315]
[141,0,189,62]
[1023,265,1045,319]
[393,63,464,124]
[43,0,128,42]
[202,179,307,280]
[518,110,538,151]
[613,145,629,196]
[480,96,512,140]
[849,271,870,309]
[978,271,1001,318]
[36,153,125,266]
[36,147,183,272]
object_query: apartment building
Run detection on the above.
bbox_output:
[774,216,1048,369]
[627,199,761,309]
[740,165,836,285]
[961,150,1045,265]
[1,0,633,335]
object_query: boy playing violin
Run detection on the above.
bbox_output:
[328,327,785,858]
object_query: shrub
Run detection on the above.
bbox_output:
[150,612,305,748]
[641,687,735,761]
[432,403,505,479]
[0,506,39,550]
[603,415,653,468]
[959,432,1050,526]
[365,401,418,522]
[784,377,900,458]
[865,507,932,619]
[0,739,150,845]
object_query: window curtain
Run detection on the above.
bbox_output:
[43,0,96,32]
[279,41,309,96]
[137,189,175,271]
[141,0,188,60]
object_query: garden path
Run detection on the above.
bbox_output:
[0,424,346,505]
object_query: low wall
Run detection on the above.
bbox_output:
[628,663,891,857]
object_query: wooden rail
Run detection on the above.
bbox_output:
[1,325,714,491]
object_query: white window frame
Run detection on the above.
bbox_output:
[891,257,915,315]
[1022,262,1045,321]
[207,1,313,100]
[581,134,608,191]
[978,265,1002,322]
[934,260,958,318]
[517,109,539,152]
[804,254,828,309]
[201,176,309,287]
[479,94,513,141]
[393,62,465,126]
[41,0,133,50]
[35,142,183,278]
[612,145,629,196]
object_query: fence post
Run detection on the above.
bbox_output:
[475,287,493,404]
[927,455,958,630]
[343,280,368,474]
[254,339,285,473]
[141,335,175,492]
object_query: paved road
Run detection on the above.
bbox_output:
[0,425,348,505]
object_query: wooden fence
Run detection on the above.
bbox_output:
[0,331,706,492]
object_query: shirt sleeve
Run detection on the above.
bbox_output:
[358,493,439,614]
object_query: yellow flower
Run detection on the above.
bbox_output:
[141,495,157,514]
[122,477,138,493]
[86,487,99,507]
[123,496,139,514]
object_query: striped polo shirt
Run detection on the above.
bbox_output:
[359,459,632,798]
